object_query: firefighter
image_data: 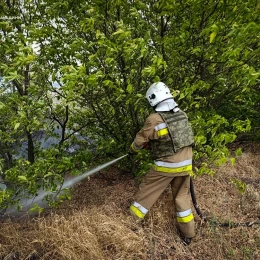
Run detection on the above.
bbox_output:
[129,82,195,245]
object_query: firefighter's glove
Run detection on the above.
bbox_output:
[128,148,138,156]
[128,150,136,157]
[128,143,139,156]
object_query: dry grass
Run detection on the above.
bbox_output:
[0,142,259,260]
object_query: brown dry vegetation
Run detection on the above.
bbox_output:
[0,143,259,260]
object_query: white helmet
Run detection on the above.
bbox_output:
[146,82,173,107]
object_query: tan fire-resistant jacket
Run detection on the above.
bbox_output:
[133,113,192,176]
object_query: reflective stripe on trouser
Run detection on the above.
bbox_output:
[176,208,194,223]
[131,169,195,238]
[130,201,148,219]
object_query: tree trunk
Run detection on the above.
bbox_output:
[26,131,35,164]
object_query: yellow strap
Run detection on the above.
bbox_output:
[153,164,192,173]
[130,205,145,219]
[176,213,194,223]
[157,128,168,137]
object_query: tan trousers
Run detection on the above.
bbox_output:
[131,169,195,238]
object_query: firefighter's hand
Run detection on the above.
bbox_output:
[128,142,139,156]
[128,148,138,156]
[143,142,151,150]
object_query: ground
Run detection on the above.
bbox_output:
[0,142,259,259]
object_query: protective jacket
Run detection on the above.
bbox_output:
[131,112,193,175]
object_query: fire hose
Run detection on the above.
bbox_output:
[190,178,260,227]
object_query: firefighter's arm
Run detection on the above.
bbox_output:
[129,115,154,154]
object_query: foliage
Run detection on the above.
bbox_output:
[231,178,247,194]
[0,0,259,210]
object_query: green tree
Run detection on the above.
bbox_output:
[0,0,259,210]
[0,0,93,211]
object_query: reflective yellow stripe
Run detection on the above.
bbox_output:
[157,128,168,137]
[155,123,167,131]
[153,164,192,173]
[130,143,140,153]
[155,159,192,168]
[176,209,192,217]
[133,202,148,214]
[176,213,194,223]
[130,205,145,219]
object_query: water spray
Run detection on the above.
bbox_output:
[3,154,128,216]
[61,154,128,189]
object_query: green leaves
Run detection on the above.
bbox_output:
[14,122,20,130]
[209,31,217,43]
[209,24,219,43]
[235,148,242,157]
[0,102,5,110]
[0,0,259,210]
[232,119,251,133]
[80,18,95,32]
[231,178,247,194]
[29,204,44,214]
[18,175,27,182]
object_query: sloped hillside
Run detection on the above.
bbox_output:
[0,143,259,259]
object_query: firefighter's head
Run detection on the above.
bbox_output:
[146,82,173,108]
